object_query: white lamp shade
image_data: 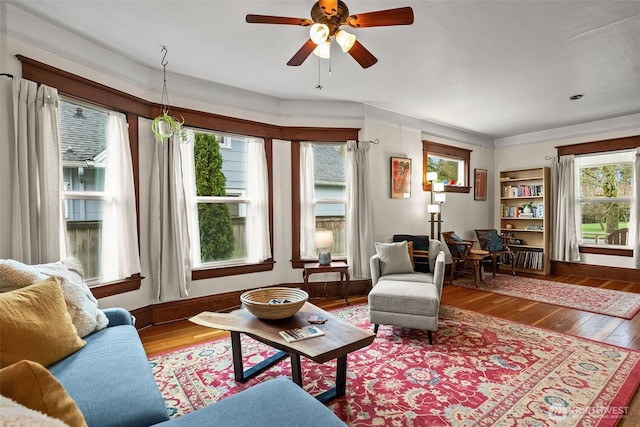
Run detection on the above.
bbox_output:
[426,172,438,182]
[313,40,331,59]
[433,182,445,192]
[309,23,330,44]
[427,204,440,214]
[315,230,334,249]
[335,30,356,52]
[435,192,446,203]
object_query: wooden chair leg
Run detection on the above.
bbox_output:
[373,324,379,334]
[449,262,456,285]
[492,254,498,277]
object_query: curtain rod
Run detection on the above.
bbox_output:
[1,73,14,78]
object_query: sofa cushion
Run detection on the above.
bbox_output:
[369,280,440,316]
[0,277,86,368]
[0,396,69,427]
[151,377,345,427]
[377,272,434,283]
[0,258,108,337]
[374,241,414,276]
[48,324,170,427]
[0,360,87,427]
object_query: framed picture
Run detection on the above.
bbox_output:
[474,168,487,201]
[391,157,411,198]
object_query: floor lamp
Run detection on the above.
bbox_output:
[427,173,446,240]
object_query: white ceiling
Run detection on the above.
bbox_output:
[5,0,640,139]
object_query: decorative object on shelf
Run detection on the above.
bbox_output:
[151,46,188,144]
[426,172,446,240]
[240,287,308,319]
[391,157,411,198]
[315,230,334,265]
[474,168,487,201]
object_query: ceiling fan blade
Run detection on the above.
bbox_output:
[246,14,313,26]
[318,0,338,17]
[345,7,414,28]
[348,40,378,68]
[287,39,317,66]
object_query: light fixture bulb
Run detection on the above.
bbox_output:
[309,23,330,45]
[427,204,440,214]
[435,192,446,203]
[335,29,356,52]
[426,172,438,182]
[313,40,331,59]
[433,182,445,192]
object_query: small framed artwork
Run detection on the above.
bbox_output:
[391,157,411,198]
[474,168,487,201]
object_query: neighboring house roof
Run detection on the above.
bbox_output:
[59,99,107,166]
[314,145,345,185]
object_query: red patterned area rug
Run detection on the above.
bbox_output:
[453,273,640,319]
[149,304,640,426]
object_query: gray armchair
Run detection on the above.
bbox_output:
[368,239,446,344]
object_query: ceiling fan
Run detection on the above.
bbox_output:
[246,0,414,69]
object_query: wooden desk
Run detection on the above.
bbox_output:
[189,302,375,403]
[302,262,350,305]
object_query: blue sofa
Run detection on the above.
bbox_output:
[48,308,344,427]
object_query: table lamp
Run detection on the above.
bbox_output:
[315,230,334,266]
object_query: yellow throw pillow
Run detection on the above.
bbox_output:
[407,241,415,269]
[0,360,87,427]
[0,277,86,368]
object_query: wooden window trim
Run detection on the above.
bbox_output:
[422,140,472,193]
[556,135,639,257]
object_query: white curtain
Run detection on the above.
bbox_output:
[346,140,375,278]
[0,78,63,263]
[551,155,581,262]
[100,112,141,282]
[300,143,316,258]
[634,148,640,269]
[147,134,193,302]
[246,138,271,262]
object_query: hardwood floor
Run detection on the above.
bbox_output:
[138,273,640,425]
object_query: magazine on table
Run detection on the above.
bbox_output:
[279,325,325,343]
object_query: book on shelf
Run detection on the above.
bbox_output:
[279,325,325,343]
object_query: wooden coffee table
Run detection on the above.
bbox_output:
[190,302,375,403]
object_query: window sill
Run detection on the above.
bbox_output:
[579,246,633,257]
[90,274,142,299]
[422,184,471,194]
[192,259,275,280]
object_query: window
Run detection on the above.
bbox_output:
[188,129,271,267]
[59,97,140,284]
[576,151,634,247]
[300,143,347,260]
[422,140,472,193]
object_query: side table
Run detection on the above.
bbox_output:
[302,261,350,305]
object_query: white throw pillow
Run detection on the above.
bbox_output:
[0,258,108,338]
[374,241,414,276]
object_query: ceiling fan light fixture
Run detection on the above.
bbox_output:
[313,40,331,59]
[335,29,356,52]
[309,23,330,44]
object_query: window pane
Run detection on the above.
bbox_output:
[428,154,464,186]
[59,98,108,280]
[578,151,634,246]
[194,132,247,264]
[579,201,630,245]
[197,202,246,262]
[313,145,346,256]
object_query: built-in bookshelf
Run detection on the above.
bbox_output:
[499,167,551,275]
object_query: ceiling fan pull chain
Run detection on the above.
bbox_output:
[316,56,323,90]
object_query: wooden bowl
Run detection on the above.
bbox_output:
[240,287,309,320]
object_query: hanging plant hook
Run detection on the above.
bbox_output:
[152,45,188,144]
